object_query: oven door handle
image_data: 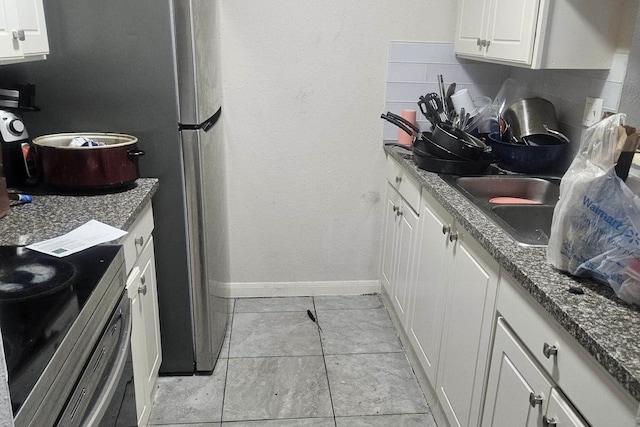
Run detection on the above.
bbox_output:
[82,303,133,427]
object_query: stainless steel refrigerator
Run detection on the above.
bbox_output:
[0,0,228,374]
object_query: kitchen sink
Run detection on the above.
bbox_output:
[454,176,560,205]
[445,176,560,247]
[491,205,555,246]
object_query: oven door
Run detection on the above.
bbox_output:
[56,291,136,426]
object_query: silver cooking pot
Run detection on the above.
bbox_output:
[503,97,569,143]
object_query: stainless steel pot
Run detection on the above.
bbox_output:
[503,97,568,142]
[32,133,144,189]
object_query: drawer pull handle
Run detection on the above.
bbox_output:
[542,415,557,427]
[529,392,543,408]
[543,343,558,358]
[138,284,147,295]
[395,176,402,184]
[135,236,145,246]
[442,225,451,235]
[448,232,458,242]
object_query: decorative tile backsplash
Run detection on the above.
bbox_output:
[384,42,630,149]
[383,42,508,140]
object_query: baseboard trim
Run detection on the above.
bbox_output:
[220,280,380,298]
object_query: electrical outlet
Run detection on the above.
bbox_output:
[583,97,604,127]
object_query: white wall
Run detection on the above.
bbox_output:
[219,1,457,295]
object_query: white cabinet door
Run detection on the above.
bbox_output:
[454,0,490,58]
[14,0,48,56]
[483,318,553,427]
[138,236,162,402]
[456,0,539,66]
[0,0,20,60]
[544,388,589,427]
[436,226,499,427]
[407,190,453,384]
[392,196,419,326]
[127,266,151,427]
[485,0,540,65]
[381,183,400,295]
[126,233,162,427]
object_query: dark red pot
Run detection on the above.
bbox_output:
[32,133,144,189]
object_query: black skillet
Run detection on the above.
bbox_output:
[381,112,465,161]
[380,113,493,175]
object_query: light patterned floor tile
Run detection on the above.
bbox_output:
[222,356,333,422]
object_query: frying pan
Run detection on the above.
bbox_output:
[431,123,490,161]
[381,113,465,160]
[413,151,494,175]
[381,113,494,175]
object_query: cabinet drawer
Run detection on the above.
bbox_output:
[385,156,420,213]
[497,272,637,427]
[122,202,154,273]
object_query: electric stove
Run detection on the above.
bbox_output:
[0,245,123,416]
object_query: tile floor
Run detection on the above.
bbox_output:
[148,295,437,426]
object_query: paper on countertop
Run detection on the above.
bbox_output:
[26,220,127,257]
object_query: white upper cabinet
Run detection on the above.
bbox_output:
[0,0,48,65]
[455,0,626,69]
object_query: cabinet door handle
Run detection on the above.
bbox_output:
[138,284,147,295]
[542,415,557,427]
[135,236,145,246]
[529,392,544,408]
[396,209,403,217]
[12,30,25,41]
[393,205,399,212]
[481,39,488,47]
[442,225,451,235]
[485,40,491,48]
[476,38,482,46]
[543,343,558,358]
[448,232,458,242]
[395,176,402,184]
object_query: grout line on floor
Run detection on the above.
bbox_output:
[313,296,338,427]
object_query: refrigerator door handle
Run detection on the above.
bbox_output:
[178,106,222,132]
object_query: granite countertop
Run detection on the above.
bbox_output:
[0,178,159,246]
[385,146,640,403]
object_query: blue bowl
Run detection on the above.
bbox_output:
[487,133,567,173]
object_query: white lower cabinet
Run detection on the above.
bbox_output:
[483,318,555,427]
[492,272,637,427]
[434,205,499,427]
[122,202,162,426]
[381,157,421,328]
[381,156,638,427]
[407,187,499,427]
[407,190,452,384]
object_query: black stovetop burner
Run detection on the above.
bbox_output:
[0,245,121,414]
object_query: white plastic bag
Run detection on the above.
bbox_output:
[547,114,640,304]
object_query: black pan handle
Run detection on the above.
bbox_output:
[380,114,415,139]
[385,111,420,134]
[127,149,145,158]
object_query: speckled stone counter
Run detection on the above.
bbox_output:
[0,178,158,426]
[385,146,640,403]
[0,178,159,246]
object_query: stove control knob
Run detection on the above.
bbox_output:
[8,119,25,135]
